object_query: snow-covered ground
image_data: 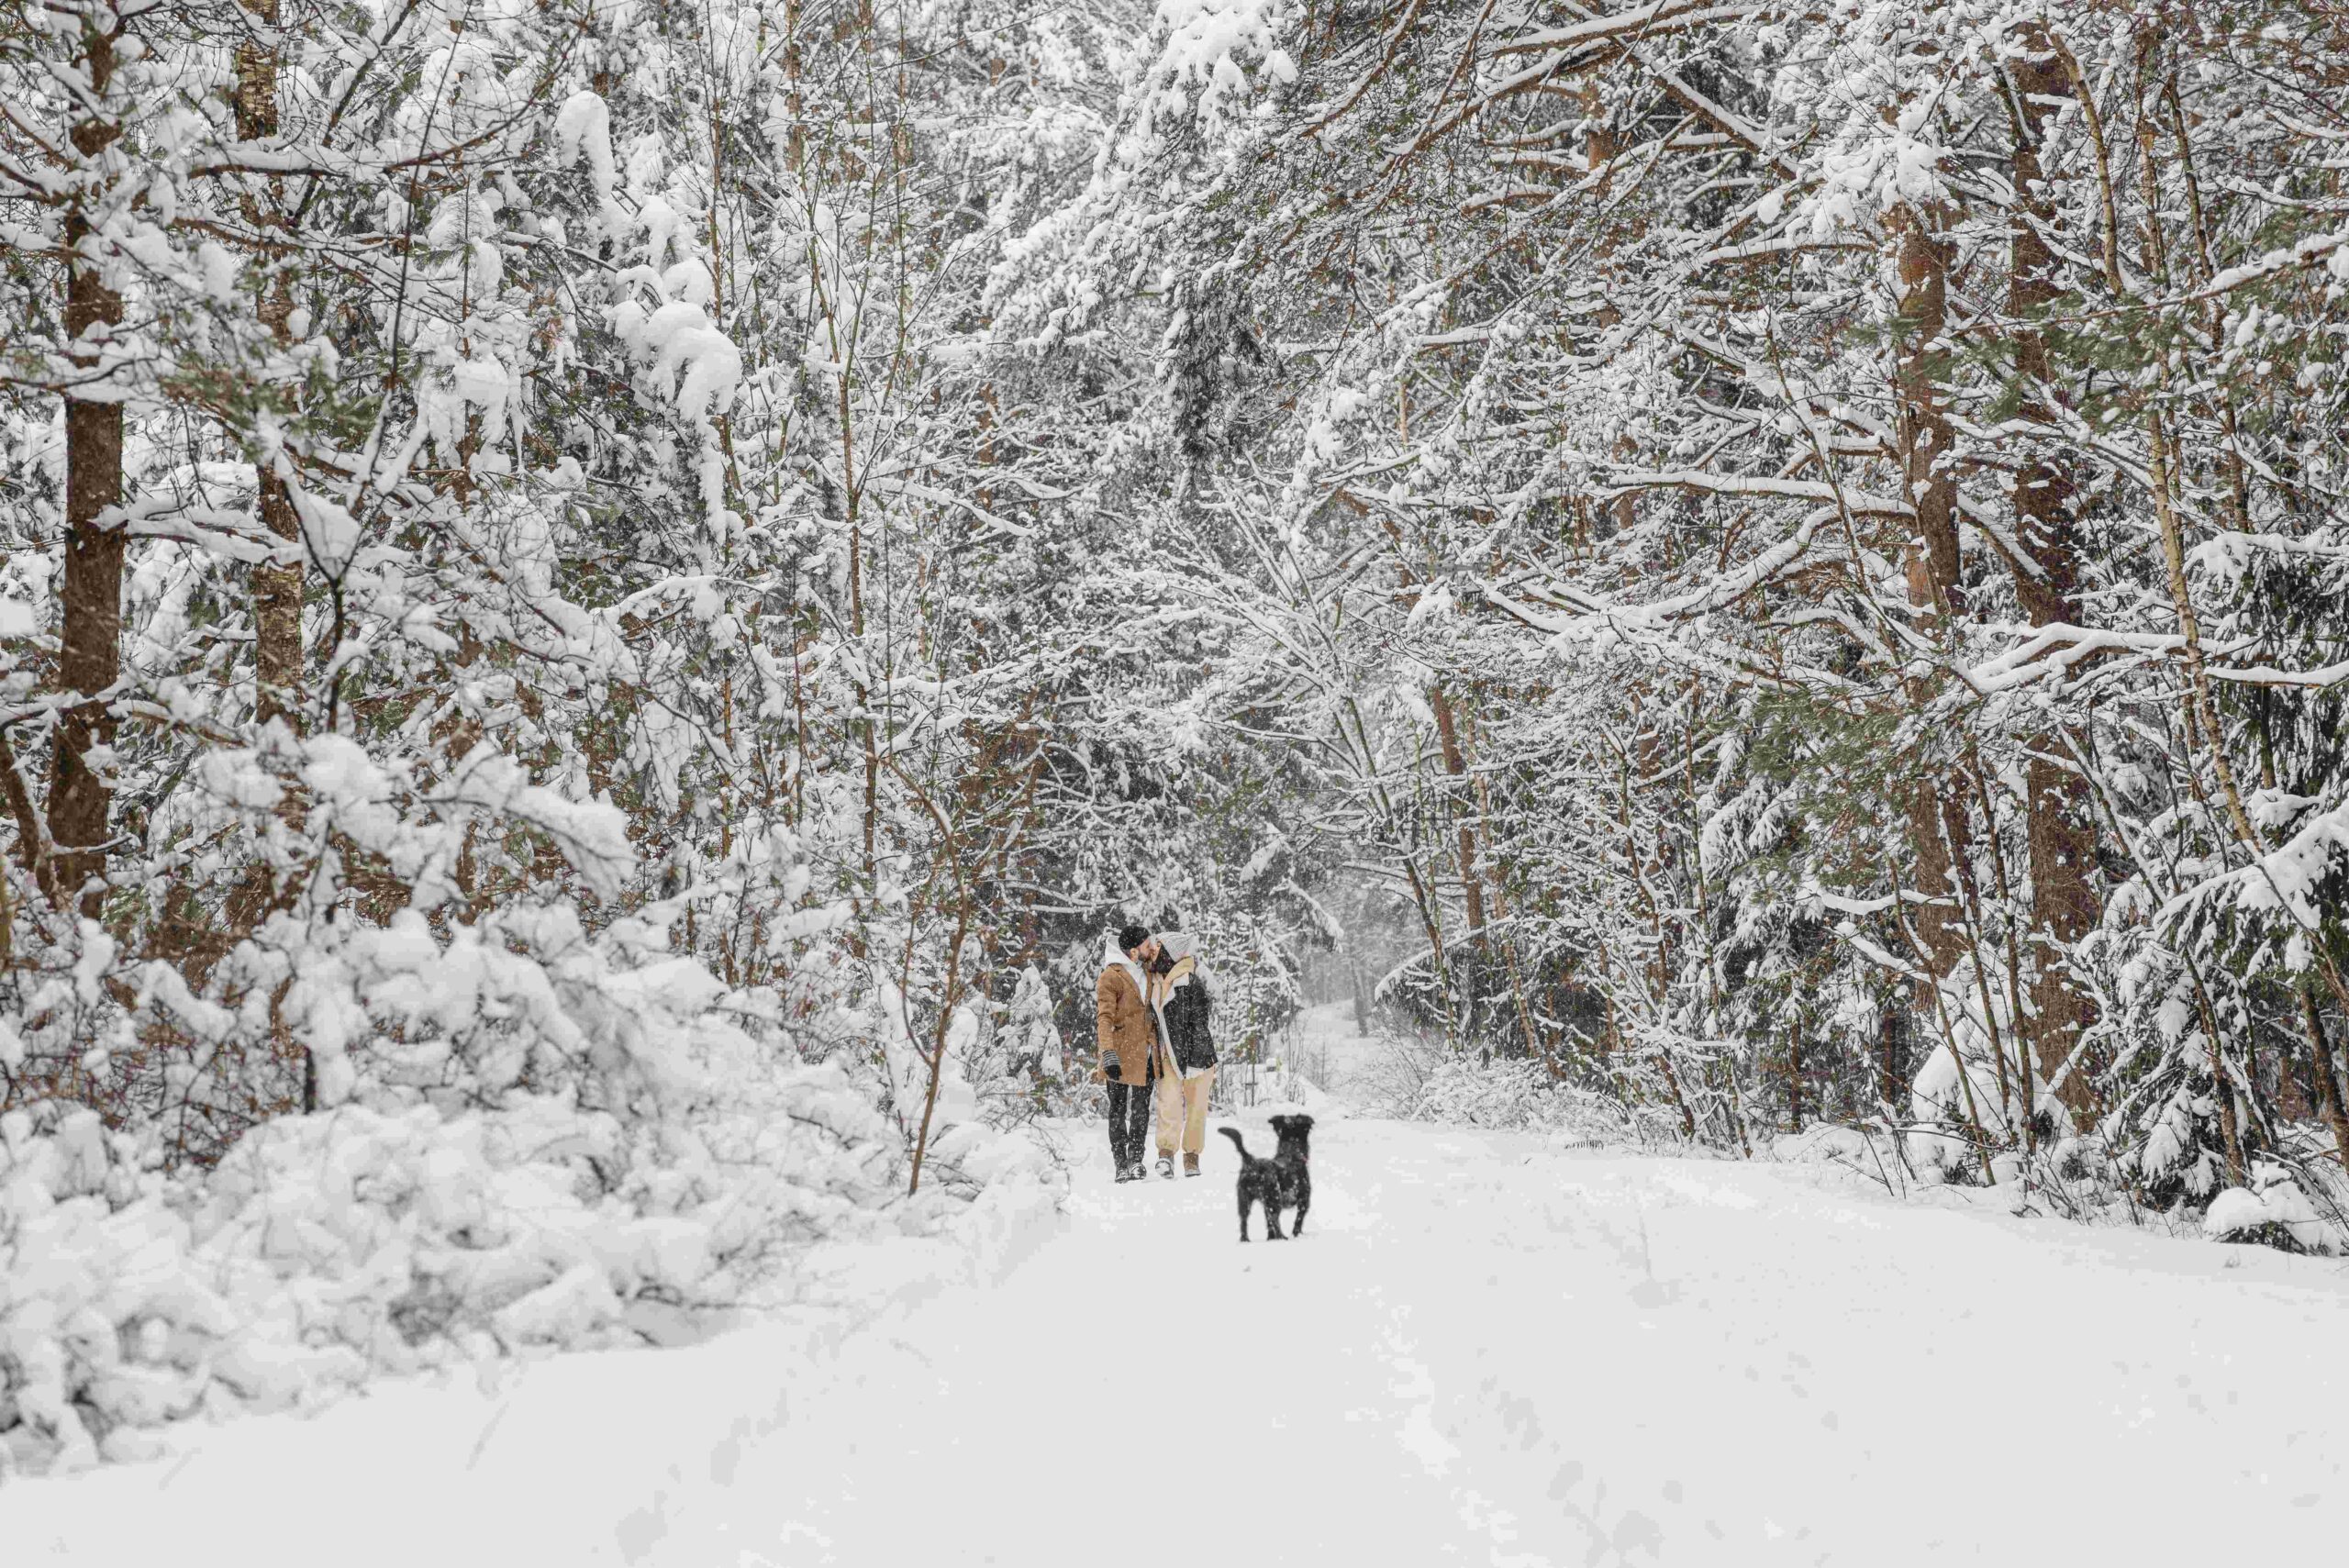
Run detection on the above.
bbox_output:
[10,1081,2349,1563]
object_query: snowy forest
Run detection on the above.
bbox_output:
[5,0,2349,1506]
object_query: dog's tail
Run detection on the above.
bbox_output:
[1218,1126,1253,1163]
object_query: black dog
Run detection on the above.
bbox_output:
[1219,1115,1313,1242]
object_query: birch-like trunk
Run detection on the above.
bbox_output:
[237,1,303,736]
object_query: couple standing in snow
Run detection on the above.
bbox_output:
[1096,924,1220,1183]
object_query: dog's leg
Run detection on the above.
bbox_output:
[1265,1202,1286,1241]
[1237,1188,1252,1242]
[1293,1189,1309,1238]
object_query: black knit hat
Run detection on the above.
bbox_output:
[1117,923,1150,955]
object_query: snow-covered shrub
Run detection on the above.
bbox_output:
[2199,1133,2349,1255]
[0,1033,919,1475]
[1364,1043,1656,1147]
[1908,1036,2009,1185]
[996,965,1091,1118]
[0,962,1067,1477]
[2202,1163,2331,1255]
[878,992,1062,1195]
[0,728,1073,1476]
[1771,1124,1888,1169]
[1407,1056,1577,1134]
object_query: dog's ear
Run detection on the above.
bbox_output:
[1269,1114,1289,1134]
[1294,1115,1314,1133]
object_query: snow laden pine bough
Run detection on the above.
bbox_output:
[0,741,1057,1478]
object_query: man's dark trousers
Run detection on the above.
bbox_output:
[1106,1078,1151,1172]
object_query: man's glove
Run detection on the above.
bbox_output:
[1103,1060,1123,1082]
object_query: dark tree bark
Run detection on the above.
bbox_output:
[2299,989,2349,1182]
[47,18,127,916]
[1787,1030,1806,1133]
[1876,1008,1908,1111]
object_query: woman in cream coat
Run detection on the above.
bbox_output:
[1147,933,1219,1178]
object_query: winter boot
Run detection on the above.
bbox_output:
[1183,1151,1200,1178]
[1156,1155,1175,1180]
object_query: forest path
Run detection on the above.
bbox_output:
[9,1113,2349,1564]
[693,1117,2349,1566]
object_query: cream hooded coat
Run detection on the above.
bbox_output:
[1149,932,1216,1080]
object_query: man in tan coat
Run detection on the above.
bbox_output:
[1097,924,1158,1182]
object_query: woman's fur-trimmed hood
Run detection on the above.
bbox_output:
[1153,930,1210,991]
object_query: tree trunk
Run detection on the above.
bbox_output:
[238,1,304,735]
[2300,989,2349,1179]
[1894,205,1963,623]
[1429,682,1487,947]
[1892,204,1971,985]
[1429,681,1491,1041]
[1787,1030,1806,1133]
[1877,1008,1905,1112]
[48,20,127,916]
[2007,24,2102,1119]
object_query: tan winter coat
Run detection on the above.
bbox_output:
[1095,941,1154,1084]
